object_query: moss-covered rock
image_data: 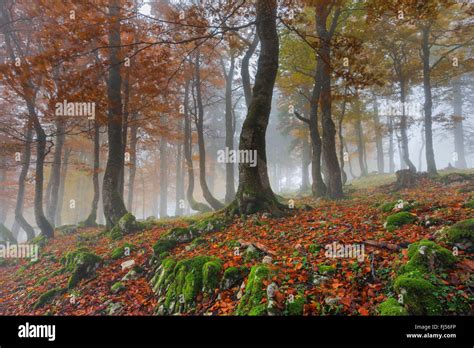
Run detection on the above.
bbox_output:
[317,264,336,274]
[61,247,102,289]
[378,298,408,316]
[56,224,78,236]
[402,239,456,274]
[235,264,272,315]
[286,294,305,315]
[393,271,442,315]
[111,281,125,294]
[243,244,264,262]
[33,287,65,309]
[110,243,135,260]
[202,260,223,294]
[386,212,417,231]
[152,239,178,257]
[221,266,249,290]
[30,235,48,248]
[151,255,222,314]
[446,218,474,244]
[110,213,141,240]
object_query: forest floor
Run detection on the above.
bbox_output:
[0,169,473,316]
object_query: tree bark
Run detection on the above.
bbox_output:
[232,0,283,215]
[452,75,466,168]
[46,118,65,226]
[127,113,138,212]
[301,134,311,191]
[399,78,416,172]
[355,115,368,177]
[194,50,224,211]
[102,0,128,228]
[338,96,347,184]
[315,2,343,198]
[175,142,185,216]
[241,33,259,108]
[84,122,100,226]
[159,138,168,218]
[223,55,236,203]
[421,24,437,175]
[388,116,395,173]
[55,147,70,226]
[372,97,384,174]
[14,121,36,240]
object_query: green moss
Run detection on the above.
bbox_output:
[402,239,456,274]
[380,202,396,213]
[236,264,271,315]
[202,260,222,293]
[446,218,474,244]
[110,243,135,260]
[317,264,336,274]
[221,266,249,290]
[386,212,417,231]
[393,271,442,315]
[35,276,50,286]
[61,248,102,289]
[248,304,267,316]
[462,200,474,209]
[152,255,221,314]
[152,239,178,257]
[30,235,47,248]
[378,298,408,316]
[56,224,77,235]
[33,287,65,309]
[109,213,141,240]
[287,295,305,315]
[111,281,125,293]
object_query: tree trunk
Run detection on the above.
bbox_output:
[301,134,311,191]
[338,96,347,184]
[183,79,211,213]
[159,138,168,218]
[56,147,70,226]
[127,113,138,212]
[241,33,259,108]
[102,0,127,228]
[399,78,416,172]
[120,68,130,197]
[194,50,224,211]
[232,0,283,215]
[452,75,466,168]
[84,122,100,226]
[175,142,185,216]
[388,116,395,173]
[421,24,437,175]
[224,55,236,203]
[46,118,65,226]
[355,115,368,177]
[15,121,36,240]
[372,97,384,174]
[315,2,343,198]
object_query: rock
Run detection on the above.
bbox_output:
[221,266,248,290]
[324,297,341,306]
[121,259,135,271]
[262,255,272,264]
[401,239,456,274]
[111,281,125,294]
[61,247,102,289]
[266,282,278,299]
[385,212,417,231]
[312,274,330,286]
[235,264,273,315]
[106,302,123,315]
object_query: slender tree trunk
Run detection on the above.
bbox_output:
[232,0,283,215]
[175,142,184,216]
[224,56,236,203]
[315,2,343,198]
[241,33,259,108]
[15,121,36,240]
[338,97,347,184]
[56,147,70,226]
[421,24,437,175]
[102,0,127,228]
[309,61,327,197]
[159,138,168,218]
[84,122,100,226]
[418,124,425,172]
[399,79,416,172]
[120,68,130,197]
[372,97,384,174]
[344,143,356,180]
[194,51,224,211]
[301,135,311,191]
[127,113,138,212]
[452,75,466,168]
[183,79,211,213]
[388,116,395,173]
[46,119,65,226]
[355,115,368,177]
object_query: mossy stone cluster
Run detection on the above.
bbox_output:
[109,213,142,240]
[33,287,66,309]
[235,264,273,316]
[221,266,249,290]
[381,239,457,316]
[110,243,136,260]
[61,247,102,289]
[446,218,474,244]
[385,212,417,231]
[151,255,222,314]
[56,224,78,236]
[380,200,415,213]
[152,215,228,259]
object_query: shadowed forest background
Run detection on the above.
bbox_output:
[0,0,473,317]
